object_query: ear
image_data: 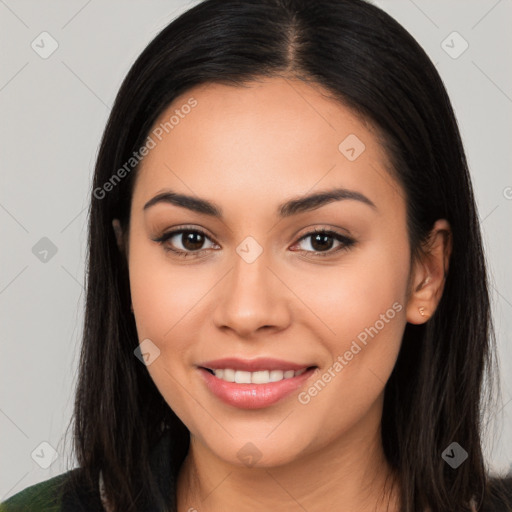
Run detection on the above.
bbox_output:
[112,218,125,253]
[406,219,452,325]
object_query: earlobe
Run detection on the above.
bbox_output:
[406,219,452,325]
[406,271,434,324]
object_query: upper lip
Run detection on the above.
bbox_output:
[198,357,316,372]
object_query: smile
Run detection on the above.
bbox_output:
[197,358,318,409]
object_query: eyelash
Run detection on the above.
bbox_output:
[153,226,356,259]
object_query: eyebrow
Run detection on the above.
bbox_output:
[143,187,377,218]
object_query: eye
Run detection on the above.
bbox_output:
[153,226,356,259]
[153,227,218,258]
[291,228,355,257]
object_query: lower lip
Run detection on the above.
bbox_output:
[198,367,316,409]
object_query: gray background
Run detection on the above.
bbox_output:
[1,0,511,500]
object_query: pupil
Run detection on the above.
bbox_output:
[183,231,204,251]
[311,233,332,251]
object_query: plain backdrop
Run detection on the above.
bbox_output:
[1,0,511,500]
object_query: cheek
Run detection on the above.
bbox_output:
[291,237,409,414]
[287,236,410,345]
[128,236,208,342]
[127,242,208,427]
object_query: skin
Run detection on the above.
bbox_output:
[113,76,451,512]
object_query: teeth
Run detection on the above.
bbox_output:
[269,370,284,382]
[223,369,235,382]
[210,368,308,384]
[234,370,252,384]
[251,370,270,384]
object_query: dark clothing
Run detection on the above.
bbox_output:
[0,432,174,512]
[1,432,511,511]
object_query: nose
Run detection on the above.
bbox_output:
[212,250,292,339]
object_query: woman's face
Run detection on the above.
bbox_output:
[124,77,415,468]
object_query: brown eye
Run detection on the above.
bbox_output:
[154,227,218,257]
[179,231,207,251]
[309,232,335,251]
[292,229,355,257]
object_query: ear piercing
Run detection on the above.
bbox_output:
[418,306,426,317]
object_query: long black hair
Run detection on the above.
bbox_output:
[66,0,511,510]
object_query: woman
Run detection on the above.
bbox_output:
[2,0,511,510]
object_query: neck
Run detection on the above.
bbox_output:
[176,401,401,512]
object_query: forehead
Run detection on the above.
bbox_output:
[131,77,402,217]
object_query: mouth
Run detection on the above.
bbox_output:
[197,358,318,409]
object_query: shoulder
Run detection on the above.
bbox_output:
[0,471,70,512]
[482,476,512,512]
[0,468,104,512]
